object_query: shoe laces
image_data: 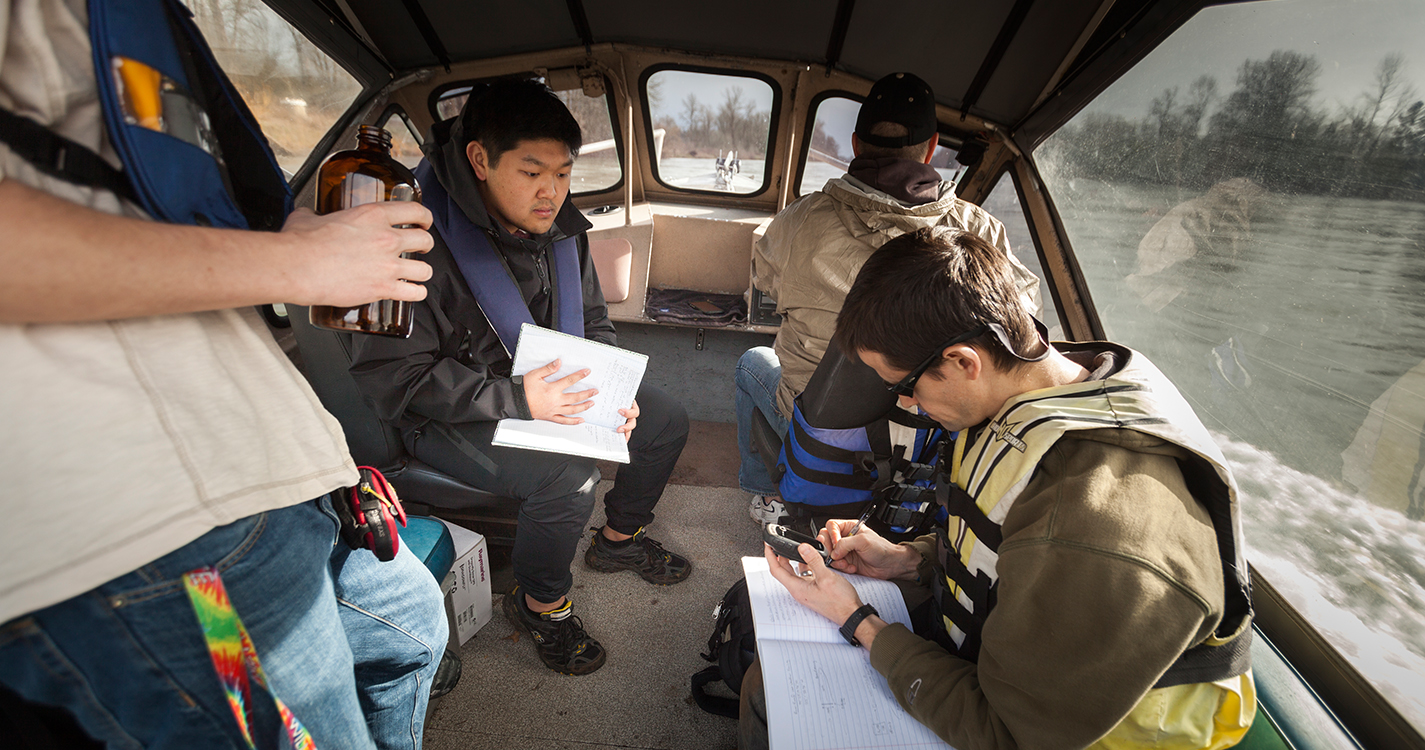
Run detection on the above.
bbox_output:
[550,613,594,656]
[633,533,674,564]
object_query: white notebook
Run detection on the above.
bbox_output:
[491,323,648,463]
[741,557,951,750]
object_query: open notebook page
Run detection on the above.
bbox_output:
[741,556,913,643]
[758,639,950,750]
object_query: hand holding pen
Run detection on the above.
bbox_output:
[817,513,923,582]
[847,499,878,538]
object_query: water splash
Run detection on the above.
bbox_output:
[1219,432,1425,725]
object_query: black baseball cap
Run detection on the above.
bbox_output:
[854,72,938,148]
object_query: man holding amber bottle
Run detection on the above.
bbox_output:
[0,1,446,747]
[348,80,693,677]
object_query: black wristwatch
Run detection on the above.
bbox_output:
[839,604,878,647]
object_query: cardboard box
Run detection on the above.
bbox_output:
[438,519,492,644]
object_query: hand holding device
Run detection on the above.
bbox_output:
[763,523,834,567]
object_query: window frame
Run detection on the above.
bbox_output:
[982,164,1071,336]
[425,74,626,198]
[638,63,782,199]
[376,105,422,146]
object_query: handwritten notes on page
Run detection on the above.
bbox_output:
[491,324,648,463]
[740,557,950,750]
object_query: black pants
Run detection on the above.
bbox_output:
[408,382,688,604]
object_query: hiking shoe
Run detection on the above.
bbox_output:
[584,527,693,585]
[502,590,607,676]
[749,495,786,525]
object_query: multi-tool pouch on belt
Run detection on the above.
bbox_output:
[334,466,408,561]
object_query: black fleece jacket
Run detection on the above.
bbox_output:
[347,117,616,431]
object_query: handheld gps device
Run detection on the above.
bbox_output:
[762,523,835,567]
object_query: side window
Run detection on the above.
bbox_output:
[644,69,775,194]
[979,172,1061,335]
[555,89,621,194]
[433,80,622,195]
[796,94,961,197]
[187,0,363,178]
[377,108,423,170]
[1036,0,1425,730]
[799,95,857,195]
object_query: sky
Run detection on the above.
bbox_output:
[646,70,776,125]
[1083,0,1425,121]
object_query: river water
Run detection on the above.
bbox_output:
[1044,176,1425,727]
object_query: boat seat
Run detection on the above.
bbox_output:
[287,305,521,531]
[398,516,456,581]
[589,237,633,303]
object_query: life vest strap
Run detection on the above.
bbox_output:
[0,107,139,204]
[931,580,984,661]
[1155,623,1253,689]
[935,479,1004,552]
[790,416,879,472]
[783,433,878,491]
[875,499,932,530]
[937,543,995,605]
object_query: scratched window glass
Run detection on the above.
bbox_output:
[185,0,363,178]
[1036,0,1425,729]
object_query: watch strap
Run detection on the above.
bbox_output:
[840,603,878,646]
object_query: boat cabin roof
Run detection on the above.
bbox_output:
[268,0,1248,146]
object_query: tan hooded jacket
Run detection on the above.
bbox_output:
[752,175,1042,417]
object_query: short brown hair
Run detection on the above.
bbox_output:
[835,227,1038,373]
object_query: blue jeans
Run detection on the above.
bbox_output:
[736,347,791,495]
[0,497,446,750]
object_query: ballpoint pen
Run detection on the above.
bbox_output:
[848,499,877,537]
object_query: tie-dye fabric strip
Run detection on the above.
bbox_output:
[183,566,318,750]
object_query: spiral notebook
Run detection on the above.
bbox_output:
[492,323,648,463]
[741,557,951,750]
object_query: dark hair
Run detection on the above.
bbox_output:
[834,227,1038,373]
[856,122,935,161]
[459,79,582,166]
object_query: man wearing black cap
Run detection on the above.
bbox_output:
[737,72,1041,523]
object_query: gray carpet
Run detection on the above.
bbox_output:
[424,481,762,750]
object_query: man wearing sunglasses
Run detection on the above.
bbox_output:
[742,227,1256,750]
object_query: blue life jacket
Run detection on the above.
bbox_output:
[779,402,944,536]
[0,0,292,229]
[415,159,583,356]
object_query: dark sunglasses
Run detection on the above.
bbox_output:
[886,319,1050,397]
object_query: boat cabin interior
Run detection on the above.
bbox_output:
[11,0,1425,748]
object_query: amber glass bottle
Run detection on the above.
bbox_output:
[308,124,422,337]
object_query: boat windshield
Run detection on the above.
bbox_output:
[1037,0,1425,730]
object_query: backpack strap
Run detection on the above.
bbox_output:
[690,666,740,719]
[0,107,139,204]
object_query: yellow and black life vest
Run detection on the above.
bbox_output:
[929,341,1253,689]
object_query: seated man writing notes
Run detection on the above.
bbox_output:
[349,80,692,677]
[743,227,1257,750]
